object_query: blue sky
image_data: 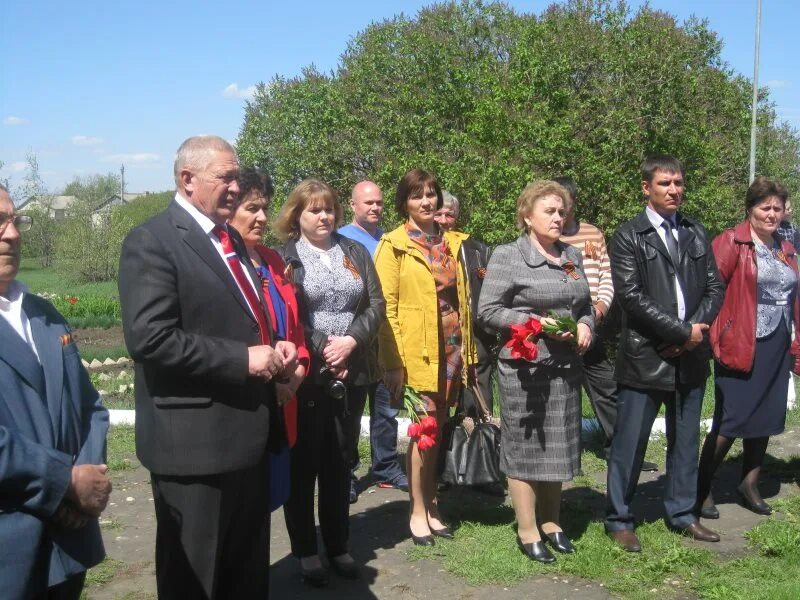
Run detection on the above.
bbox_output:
[1,0,796,196]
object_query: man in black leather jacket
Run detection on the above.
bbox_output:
[604,156,724,552]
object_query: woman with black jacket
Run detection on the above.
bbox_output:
[273,178,385,586]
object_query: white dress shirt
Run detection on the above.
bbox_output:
[0,280,40,360]
[174,193,261,318]
[645,205,686,320]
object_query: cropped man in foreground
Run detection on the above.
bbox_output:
[0,183,110,599]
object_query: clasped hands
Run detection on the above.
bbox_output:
[249,341,305,405]
[321,335,358,381]
[659,322,709,359]
[53,464,113,530]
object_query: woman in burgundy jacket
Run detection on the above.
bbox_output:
[698,177,800,518]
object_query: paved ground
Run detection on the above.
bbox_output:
[86,428,800,600]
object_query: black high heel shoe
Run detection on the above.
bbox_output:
[516,536,556,563]
[544,531,576,554]
[737,483,772,515]
[411,534,435,546]
[699,494,720,519]
[431,526,454,539]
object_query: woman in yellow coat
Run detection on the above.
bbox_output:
[375,168,477,545]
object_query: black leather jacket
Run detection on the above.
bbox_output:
[275,234,385,387]
[610,211,724,391]
[459,237,497,351]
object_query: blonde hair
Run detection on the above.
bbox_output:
[516,180,570,231]
[273,178,343,241]
[174,135,237,187]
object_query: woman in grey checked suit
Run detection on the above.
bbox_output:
[478,180,593,563]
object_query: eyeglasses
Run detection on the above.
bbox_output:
[0,213,33,232]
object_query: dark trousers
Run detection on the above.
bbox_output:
[366,382,405,483]
[581,339,618,445]
[151,454,271,600]
[461,332,496,417]
[285,381,367,558]
[605,383,703,531]
[35,573,86,600]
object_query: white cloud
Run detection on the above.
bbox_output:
[10,161,27,172]
[72,135,103,146]
[100,153,160,163]
[766,79,788,89]
[221,83,257,100]
[3,116,29,126]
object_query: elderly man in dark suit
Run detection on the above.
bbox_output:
[605,156,724,552]
[118,136,297,599]
[0,183,110,599]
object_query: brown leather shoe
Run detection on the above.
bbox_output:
[679,521,720,542]
[607,529,641,552]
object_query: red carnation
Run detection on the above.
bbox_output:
[68,296,78,305]
[407,422,421,437]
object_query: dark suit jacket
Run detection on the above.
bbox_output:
[0,293,108,598]
[610,210,724,390]
[118,200,275,476]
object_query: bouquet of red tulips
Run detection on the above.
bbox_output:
[404,387,438,451]
[505,311,578,361]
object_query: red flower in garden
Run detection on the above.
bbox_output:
[505,317,542,361]
[68,296,78,305]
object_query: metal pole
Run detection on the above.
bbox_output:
[749,0,762,184]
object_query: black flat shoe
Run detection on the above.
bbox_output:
[431,527,454,539]
[545,531,576,554]
[700,504,720,519]
[517,537,556,563]
[300,566,328,587]
[330,557,360,579]
[737,485,772,515]
[411,534,435,546]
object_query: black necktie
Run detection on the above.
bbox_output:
[661,220,680,268]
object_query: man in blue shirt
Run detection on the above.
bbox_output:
[339,181,408,501]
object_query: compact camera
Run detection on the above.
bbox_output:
[318,366,346,400]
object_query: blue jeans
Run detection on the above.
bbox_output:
[350,382,405,484]
[605,383,703,531]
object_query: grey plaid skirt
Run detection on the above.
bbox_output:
[497,359,581,481]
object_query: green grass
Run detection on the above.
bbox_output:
[107,424,137,471]
[80,345,130,362]
[17,258,118,297]
[83,557,125,588]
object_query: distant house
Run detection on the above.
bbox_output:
[91,192,149,226]
[19,192,151,226]
[17,195,79,221]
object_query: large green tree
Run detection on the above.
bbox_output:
[238,0,800,243]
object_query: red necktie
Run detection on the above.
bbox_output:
[213,225,272,345]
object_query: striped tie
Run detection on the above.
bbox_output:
[213,225,272,345]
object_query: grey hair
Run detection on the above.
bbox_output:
[174,135,237,187]
[441,190,460,217]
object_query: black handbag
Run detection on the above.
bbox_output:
[438,384,502,486]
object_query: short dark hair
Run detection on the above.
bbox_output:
[745,176,788,213]
[552,176,577,202]
[238,166,275,202]
[394,169,443,219]
[641,155,684,184]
